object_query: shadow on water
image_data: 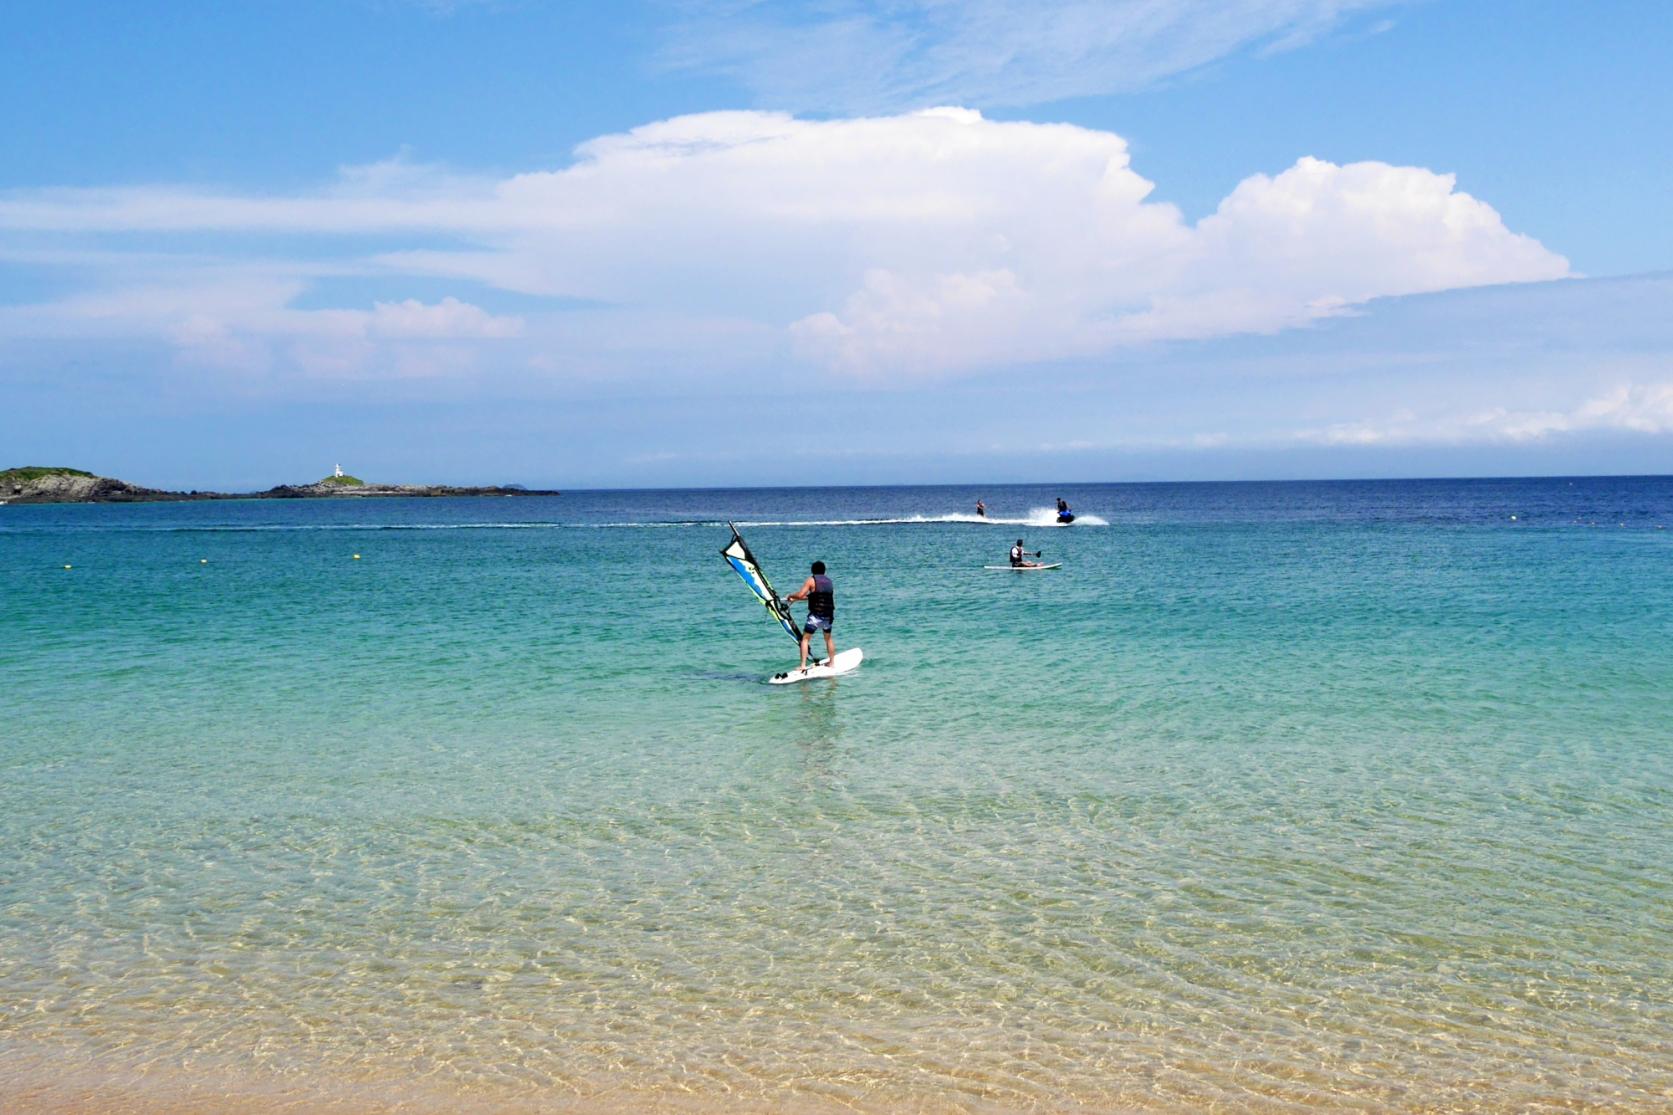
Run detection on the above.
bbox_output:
[695,670,764,684]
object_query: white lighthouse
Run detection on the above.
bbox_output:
[334,463,344,478]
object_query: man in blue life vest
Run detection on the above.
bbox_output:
[785,560,837,672]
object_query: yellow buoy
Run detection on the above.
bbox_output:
[353,553,361,560]
[63,564,72,570]
[200,558,209,564]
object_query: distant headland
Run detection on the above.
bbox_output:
[0,465,559,504]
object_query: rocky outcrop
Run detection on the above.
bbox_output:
[256,482,560,499]
[2,468,175,504]
[1,467,559,504]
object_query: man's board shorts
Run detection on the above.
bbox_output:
[804,615,833,634]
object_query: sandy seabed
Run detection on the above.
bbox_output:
[7,1041,1670,1115]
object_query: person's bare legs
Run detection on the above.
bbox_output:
[798,631,811,671]
[822,630,836,666]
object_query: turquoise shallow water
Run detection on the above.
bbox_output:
[2,480,1671,1112]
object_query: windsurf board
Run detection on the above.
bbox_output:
[769,647,864,684]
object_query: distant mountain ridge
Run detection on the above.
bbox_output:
[1,467,559,504]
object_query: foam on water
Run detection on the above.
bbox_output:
[736,506,1109,528]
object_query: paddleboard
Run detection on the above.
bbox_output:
[769,647,864,684]
[984,563,1062,571]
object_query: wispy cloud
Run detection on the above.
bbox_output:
[659,0,1408,112]
[1300,380,1673,446]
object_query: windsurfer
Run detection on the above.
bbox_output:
[785,560,837,672]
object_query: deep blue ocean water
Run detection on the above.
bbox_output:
[2,478,1670,1112]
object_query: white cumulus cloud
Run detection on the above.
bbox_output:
[365,297,524,339]
[386,110,1566,375]
[0,108,1566,382]
[1111,156,1569,343]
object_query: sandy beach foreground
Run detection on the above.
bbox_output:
[11,1040,1667,1115]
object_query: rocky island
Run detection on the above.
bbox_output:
[1,466,559,504]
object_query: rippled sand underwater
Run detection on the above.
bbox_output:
[3,480,1671,1111]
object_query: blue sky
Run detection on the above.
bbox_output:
[2,0,1670,488]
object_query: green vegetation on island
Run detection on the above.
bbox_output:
[1,466,96,484]
[3,464,559,503]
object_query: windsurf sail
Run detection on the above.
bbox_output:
[721,522,800,643]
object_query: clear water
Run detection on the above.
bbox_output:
[2,479,1670,1112]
